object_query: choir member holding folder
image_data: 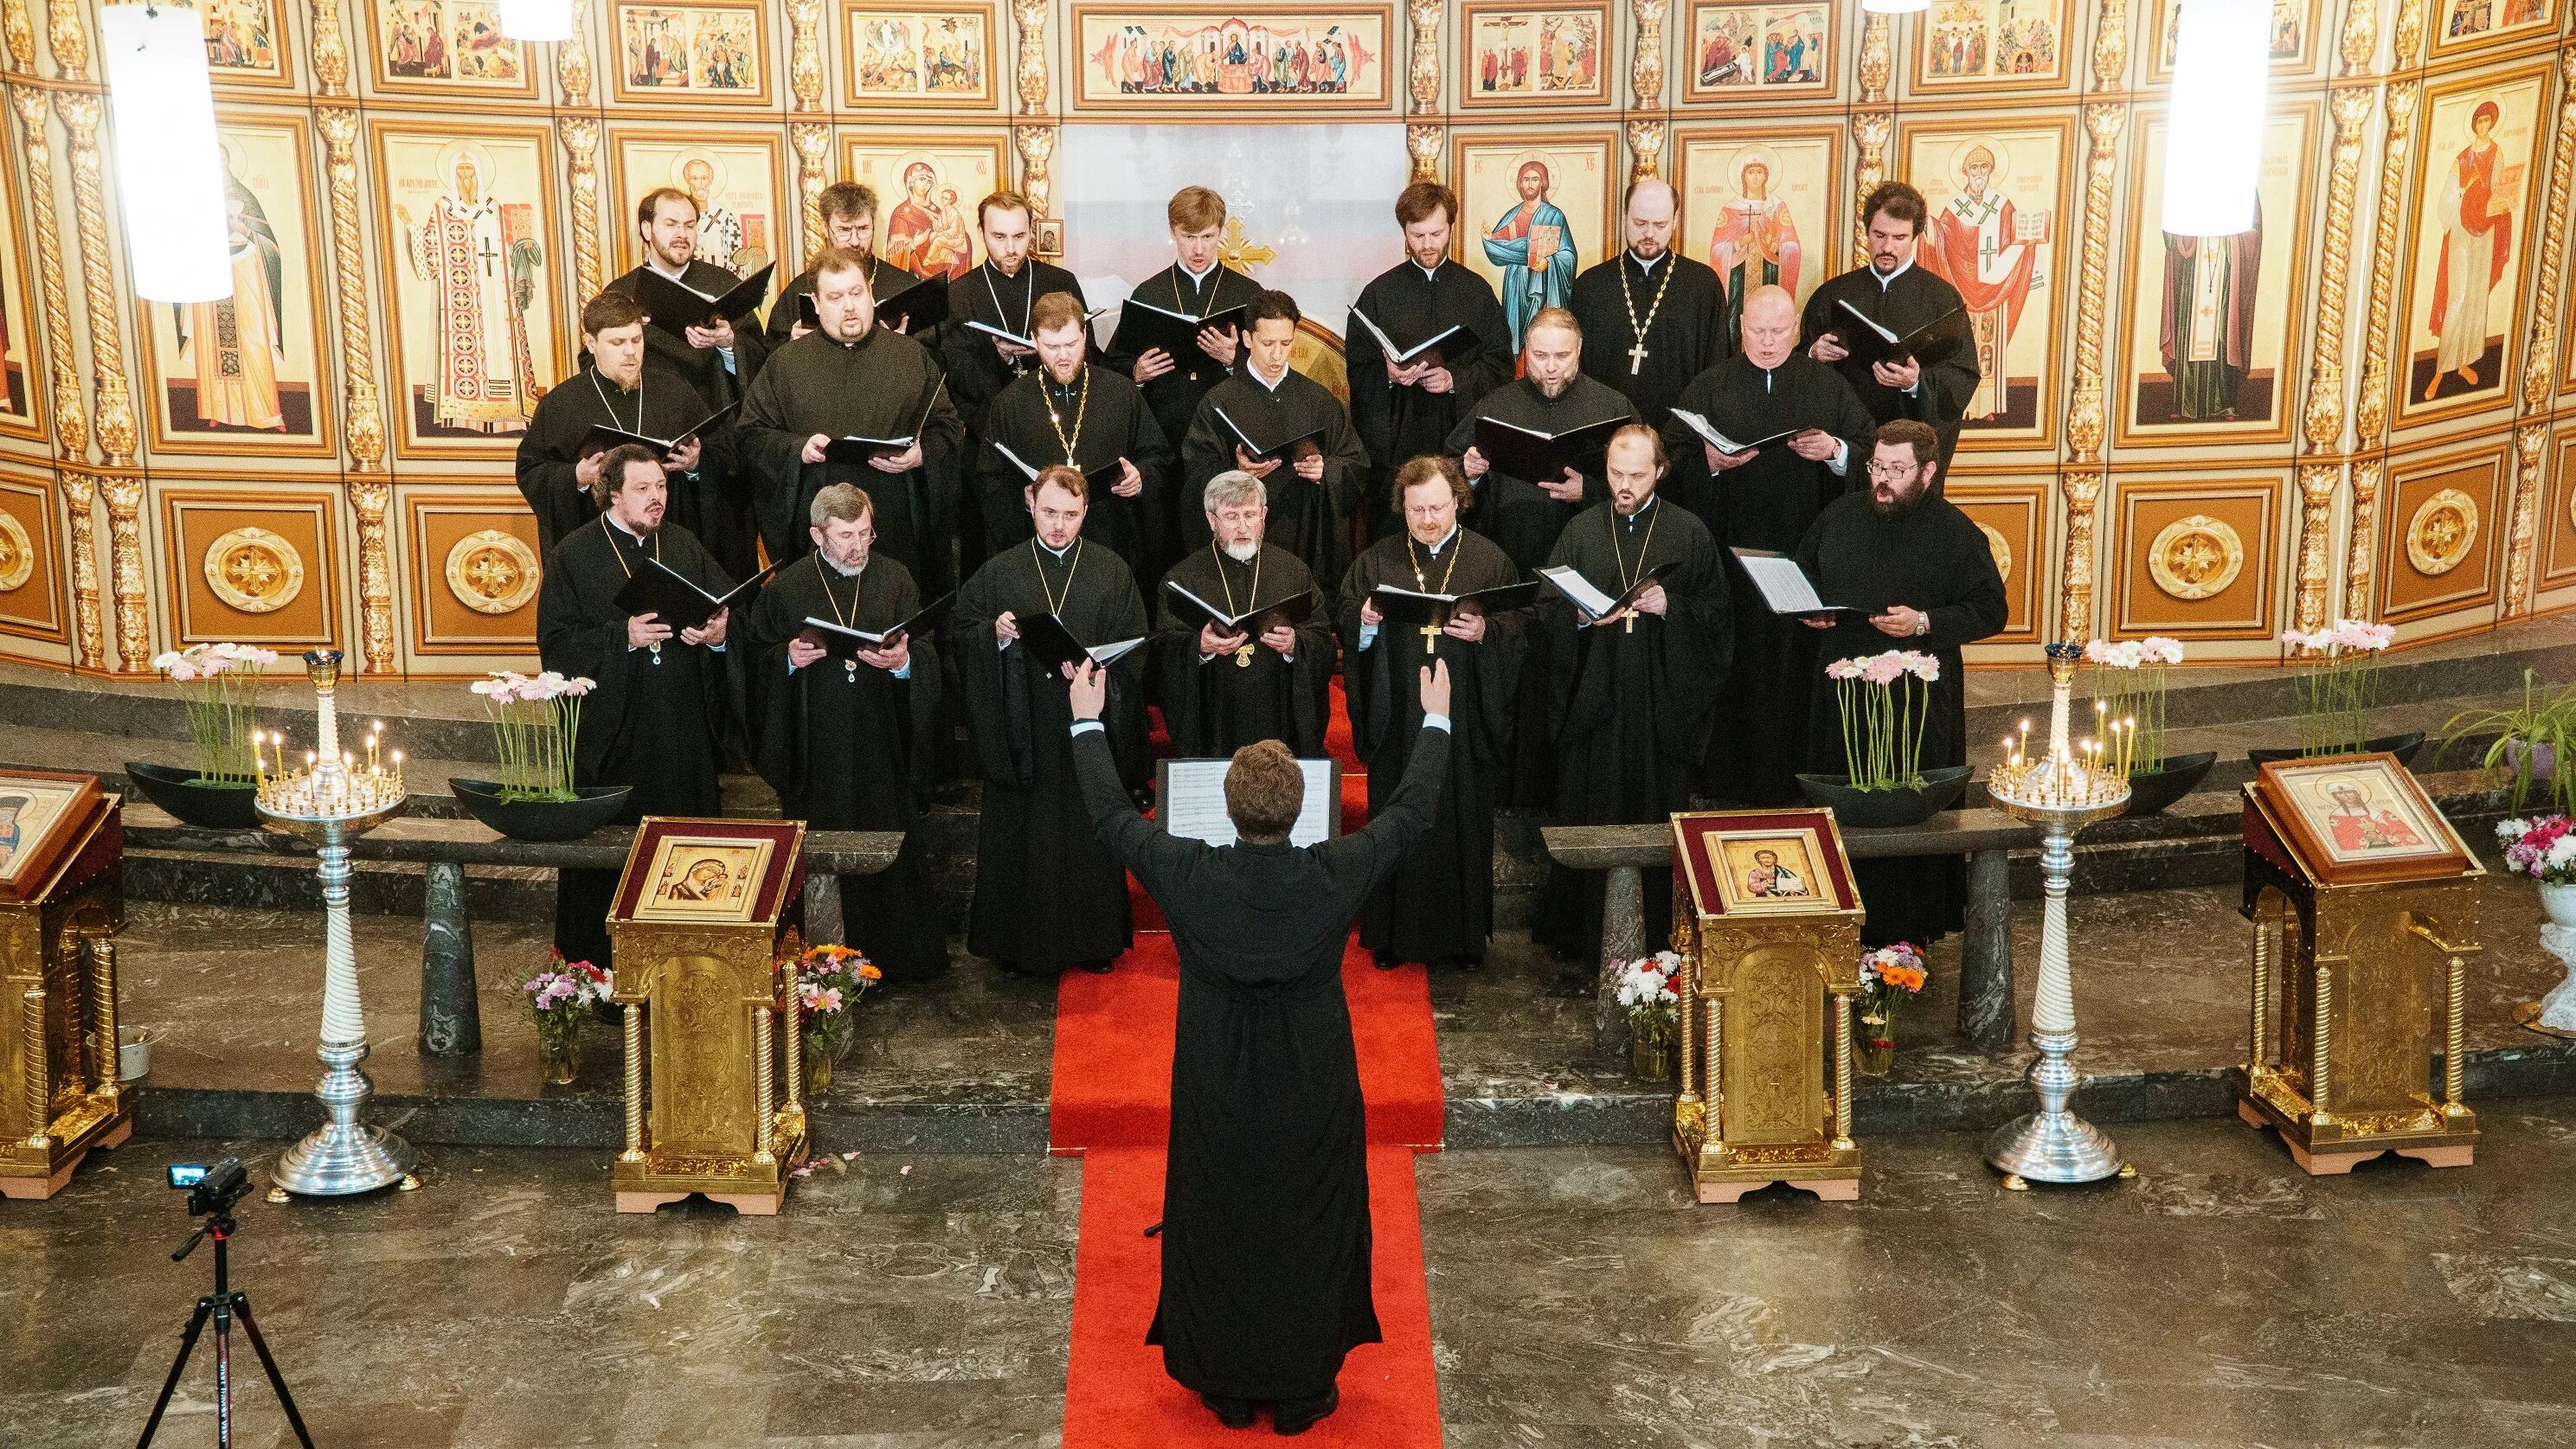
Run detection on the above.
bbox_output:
[1801,182,1979,477]
[1106,188,1262,452]
[536,446,736,971]
[975,292,1172,579]
[761,183,895,356]
[1153,471,1334,758]
[607,186,773,412]
[1344,182,1513,535]
[1180,290,1369,587]
[517,292,731,554]
[1446,307,1639,572]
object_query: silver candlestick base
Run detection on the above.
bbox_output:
[1982,798,2131,1188]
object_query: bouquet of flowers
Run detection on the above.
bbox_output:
[520,949,613,1084]
[1825,650,1943,792]
[1855,942,1928,1074]
[2497,816,2576,886]
[151,642,279,785]
[795,942,883,1093]
[2278,619,2394,758]
[1614,952,1682,1078]
[2085,637,2184,773]
[468,670,595,802]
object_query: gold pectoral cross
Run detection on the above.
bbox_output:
[1624,611,1636,633]
[1627,340,1648,375]
[1420,621,1442,656]
[1234,642,1254,669]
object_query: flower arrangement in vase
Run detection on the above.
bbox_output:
[2442,669,2576,817]
[1800,651,1971,826]
[128,644,281,827]
[2276,619,2398,760]
[452,671,633,841]
[1854,942,1928,1076]
[1613,952,1682,1081]
[520,950,613,1086]
[795,942,882,1096]
[2082,637,2214,814]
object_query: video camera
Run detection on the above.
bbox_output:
[167,1157,251,1219]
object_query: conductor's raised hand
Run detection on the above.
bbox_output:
[1418,657,1451,717]
[1068,658,1107,721]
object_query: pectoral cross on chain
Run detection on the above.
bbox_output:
[1627,340,1649,375]
[1420,620,1441,656]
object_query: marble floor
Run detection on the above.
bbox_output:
[10,1106,2576,1447]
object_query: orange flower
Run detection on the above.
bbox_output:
[1880,965,1927,992]
[857,962,883,982]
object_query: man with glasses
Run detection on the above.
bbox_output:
[1800,182,1978,478]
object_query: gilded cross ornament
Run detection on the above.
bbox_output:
[1217,217,1275,272]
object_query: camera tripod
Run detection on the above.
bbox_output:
[135,1209,314,1449]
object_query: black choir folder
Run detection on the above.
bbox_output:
[819,380,948,465]
[874,273,949,334]
[1211,405,1326,465]
[1163,579,1315,635]
[1828,301,1969,368]
[1473,413,1628,482]
[1369,580,1541,632]
[1345,309,1481,369]
[1110,298,1249,362]
[577,399,741,461]
[1018,611,1146,675]
[631,262,776,340]
[1729,548,1866,619]
[800,592,954,658]
[614,555,780,632]
[1538,559,1679,622]
[991,441,1127,496]
[1667,408,1797,456]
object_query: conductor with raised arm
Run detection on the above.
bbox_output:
[1067,653,1456,1439]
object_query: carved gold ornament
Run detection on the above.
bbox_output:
[0,510,31,592]
[2148,514,2245,600]
[203,526,305,613]
[2406,488,2478,577]
[445,529,541,614]
[1977,523,2014,587]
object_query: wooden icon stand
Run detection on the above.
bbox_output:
[0,770,129,1201]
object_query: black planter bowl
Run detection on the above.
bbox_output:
[2246,731,2427,770]
[448,779,633,843]
[2120,750,2219,816]
[1795,764,1975,829]
[124,761,263,830]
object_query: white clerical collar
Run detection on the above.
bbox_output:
[1874,259,1914,290]
[1620,494,1658,525]
[646,255,691,283]
[1179,261,1217,288]
[1421,524,1459,556]
[1249,363,1290,393]
[1037,536,1076,561]
[606,514,651,542]
[1413,261,1442,284]
[1628,249,1666,273]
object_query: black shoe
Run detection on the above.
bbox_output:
[1200,1393,1256,1429]
[1372,950,1402,971]
[1272,1386,1339,1436]
[1080,958,1115,975]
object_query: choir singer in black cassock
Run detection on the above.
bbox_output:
[1153,471,1335,759]
[737,247,965,589]
[1662,284,1878,806]
[1179,289,1369,587]
[516,291,722,553]
[606,185,771,406]
[759,182,887,360]
[1569,177,1731,428]
[1102,186,1261,481]
[1338,457,1530,971]
[1344,180,1513,538]
[1532,426,1731,961]
[741,484,951,983]
[974,291,1172,580]
[1067,655,1456,1437]
[953,466,1151,975]
[940,190,1088,438]
[1801,182,1979,478]
[536,446,736,971]
[1448,306,1639,573]
[1797,420,2006,947]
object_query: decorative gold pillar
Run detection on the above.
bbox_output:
[1013,124,1057,221]
[100,475,147,672]
[3,0,32,76]
[2294,462,2342,631]
[317,108,385,473]
[2349,80,2419,610]
[2303,87,2374,458]
[788,0,825,112]
[1010,0,1056,213]
[793,123,832,266]
[2392,0,2425,67]
[1409,0,1443,181]
[558,2,604,305]
[2058,468,2104,642]
[2342,458,2383,619]
[45,0,87,79]
[2502,42,2576,619]
[1406,125,1444,183]
[56,94,133,469]
[1851,14,1892,268]
[58,471,103,669]
[1627,0,1666,181]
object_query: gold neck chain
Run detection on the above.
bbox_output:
[1212,541,1262,616]
[590,366,643,433]
[1616,251,1677,373]
[1610,500,1659,592]
[1407,532,1461,595]
[1032,537,1082,615]
[599,512,659,580]
[1044,367,1090,463]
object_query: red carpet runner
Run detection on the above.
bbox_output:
[1055,677,1447,1444]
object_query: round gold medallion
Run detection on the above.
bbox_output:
[202,526,305,613]
[1976,522,2014,587]
[2146,514,2245,601]
[2406,487,2478,577]
[0,510,32,593]
[444,529,542,615]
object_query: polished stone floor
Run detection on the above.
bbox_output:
[11,1106,2576,1447]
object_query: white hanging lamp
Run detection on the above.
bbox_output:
[1860,0,1931,15]
[2160,0,2271,235]
[100,3,232,303]
[498,0,575,42]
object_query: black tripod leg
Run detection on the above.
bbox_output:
[136,1297,215,1449]
[229,1297,317,1449]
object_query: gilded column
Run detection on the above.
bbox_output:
[559,3,603,303]
[1013,124,1057,221]
[2507,423,2547,618]
[793,123,832,267]
[1409,0,1443,182]
[100,474,147,670]
[45,0,87,79]
[1627,0,1666,180]
[2303,87,2374,456]
[2392,0,2424,67]
[2339,0,2378,80]
[2,0,31,77]
[2500,43,2576,619]
[316,108,385,471]
[2293,462,2340,631]
[1010,0,1056,212]
[2342,458,2383,619]
[1851,14,1892,267]
[59,471,104,669]
[313,0,350,98]
[2348,82,2419,610]
[56,94,135,469]
[788,0,825,112]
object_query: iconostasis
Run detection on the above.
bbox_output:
[0,0,2565,676]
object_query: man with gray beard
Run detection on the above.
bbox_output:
[1153,471,1335,757]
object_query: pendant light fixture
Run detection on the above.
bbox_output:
[2160,0,2271,235]
[100,3,232,302]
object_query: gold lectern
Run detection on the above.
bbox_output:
[1669,809,1865,1202]
[1,768,128,1201]
[2237,753,2482,1175]
[607,816,808,1214]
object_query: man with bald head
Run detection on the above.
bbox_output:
[1571,177,1731,427]
[1661,283,1877,805]
[1446,305,1637,572]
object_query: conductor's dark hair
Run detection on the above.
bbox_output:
[581,290,648,338]
[1873,419,1940,466]
[1607,422,1667,472]
[1391,454,1472,515]
[1861,181,1930,236]
[636,185,697,228]
[819,181,877,225]
[595,444,665,508]
[1031,291,1088,335]
[1394,180,1458,228]
[1244,289,1301,330]
[1224,740,1305,844]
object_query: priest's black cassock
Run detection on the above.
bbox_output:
[605,260,773,405]
[973,364,1172,580]
[1799,264,1979,476]
[1441,375,1639,574]
[536,515,735,970]
[514,366,729,554]
[1152,542,1335,758]
[742,552,950,982]
[1101,262,1262,475]
[738,328,965,592]
[952,538,1150,971]
[1337,529,1528,965]
[1179,370,1368,592]
[1795,490,2006,946]
[1661,354,1877,805]
[1343,261,1513,532]
[1532,496,1731,959]
[940,260,1086,435]
[1570,250,1731,427]
[1070,709,1453,1405]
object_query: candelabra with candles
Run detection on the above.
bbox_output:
[1981,641,2135,1189]
[253,650,417,1198]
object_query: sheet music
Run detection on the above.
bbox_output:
[1538,565,1617,618]
[1731,550,1838,615]
[1161,758,1337,849]
[1668,407,1751,454]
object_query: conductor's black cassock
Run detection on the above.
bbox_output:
[1072,720,1453,1402]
